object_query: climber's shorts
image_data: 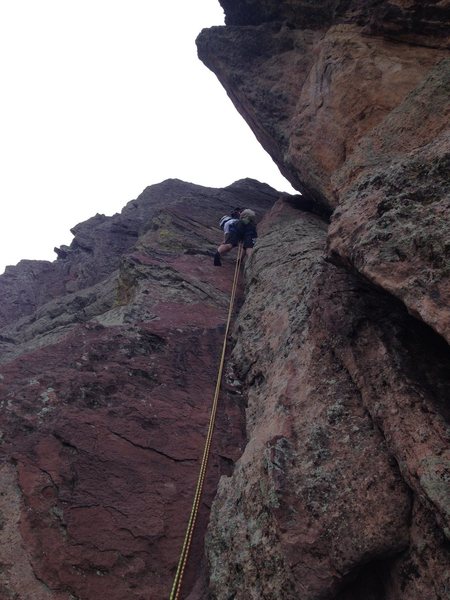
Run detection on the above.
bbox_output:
[225,232,239,246]
[243,235,257,249]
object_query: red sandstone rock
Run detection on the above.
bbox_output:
[328,59,450,343]
[1,3,449,598]
[206,198,450,599]
[0,179,280,599]
[197,2,450,346]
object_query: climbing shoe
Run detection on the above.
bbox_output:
[213,252,222,266]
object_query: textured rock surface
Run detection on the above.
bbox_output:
[206,197,450,599]
[0,179,280,599]
[197,2,450,344]
[199,4,450,596]
[1,2,449,598]
[219,0,450,46]
[328,61,450,342]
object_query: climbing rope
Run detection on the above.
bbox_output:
[169,244,244,600]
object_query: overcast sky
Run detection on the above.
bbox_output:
[0,1,295,274]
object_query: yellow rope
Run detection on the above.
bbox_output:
[169,244,244,600]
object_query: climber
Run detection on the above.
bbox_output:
[213,208,257,266]
[213,208,242,266]
[236,208,258,258]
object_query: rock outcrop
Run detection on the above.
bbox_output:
[0,179,281,599]
[207,198,450,599]
[197,0,450,345]
[195,1,450,599]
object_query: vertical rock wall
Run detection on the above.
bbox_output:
[206,198,450,599]
[0,179,280,599]
[197,1,450,598]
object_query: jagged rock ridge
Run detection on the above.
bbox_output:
[0,179,282,599]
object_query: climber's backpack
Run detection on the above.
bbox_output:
[219,216,238,232]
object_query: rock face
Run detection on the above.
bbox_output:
[195,2,450,599]
[219,0,450,45]
[0,178,281,599]
[1,2,449,599]
[207,197,450,599]
[197,1,450,346]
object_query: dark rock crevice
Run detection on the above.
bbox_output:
[107,429,199,463]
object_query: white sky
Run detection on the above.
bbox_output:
[0,0,296,274]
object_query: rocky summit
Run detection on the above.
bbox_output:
[1,1,449,599]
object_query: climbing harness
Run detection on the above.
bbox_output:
[169,243,244,600]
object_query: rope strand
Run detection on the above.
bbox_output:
[169,244,244,600]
